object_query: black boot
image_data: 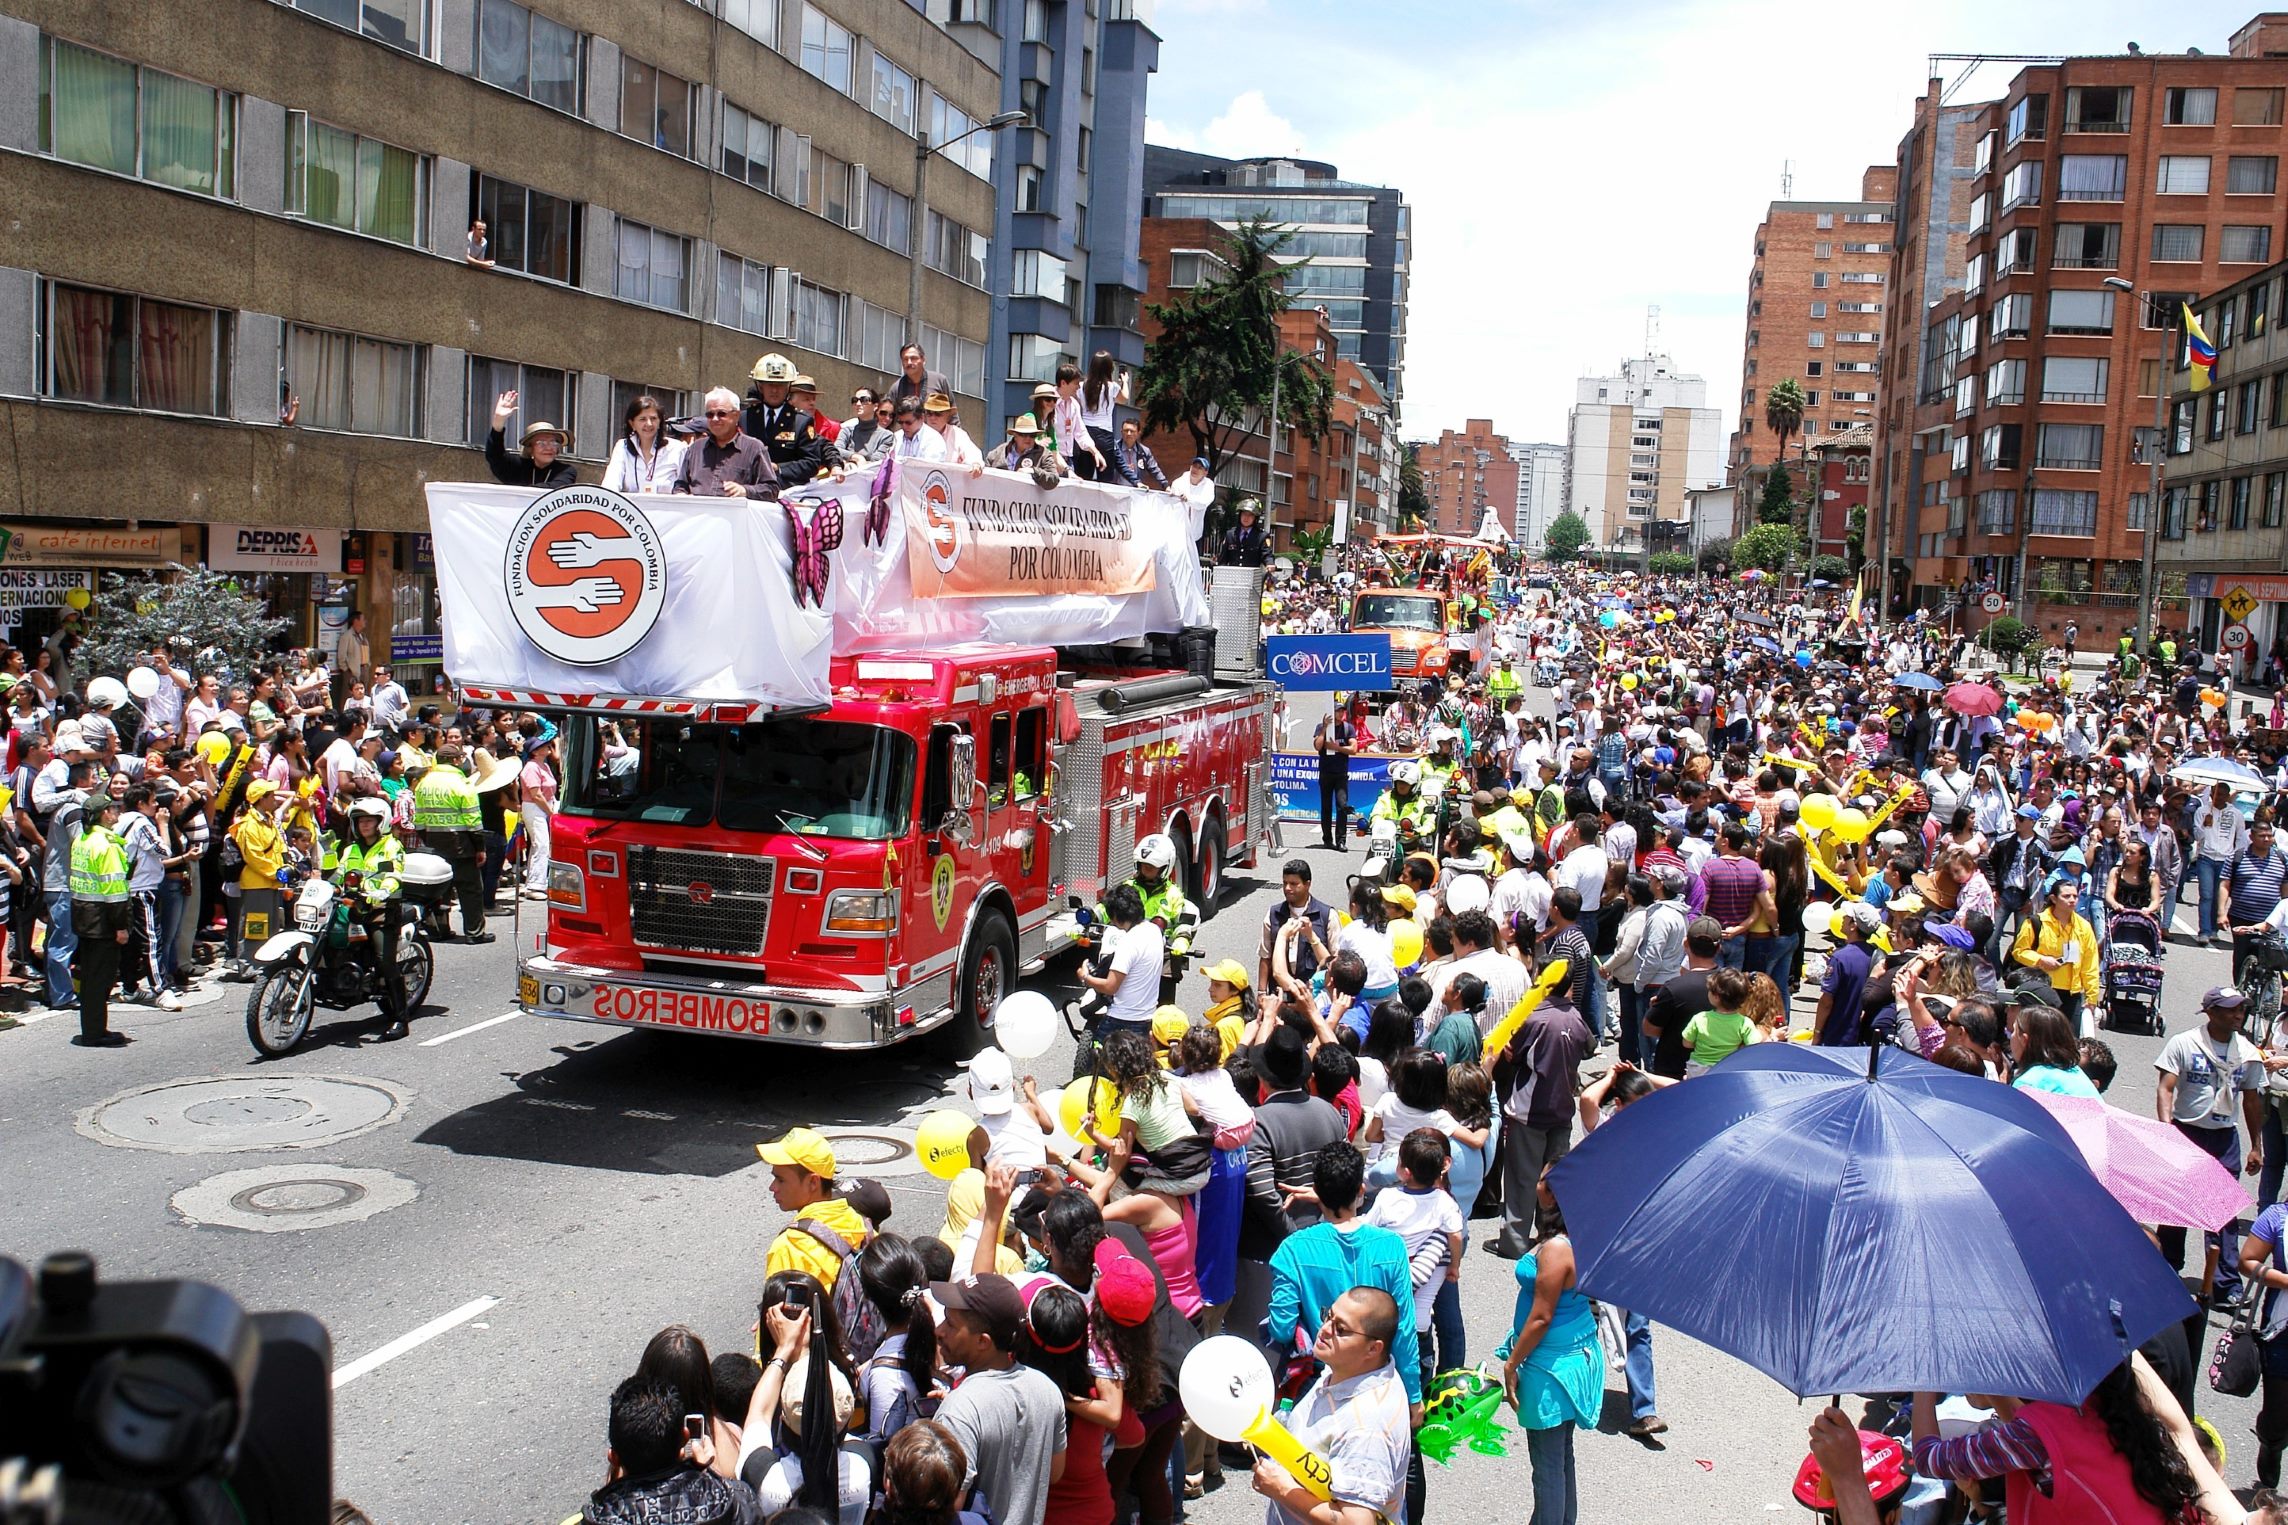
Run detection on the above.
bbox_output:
[375,1019,411,1042]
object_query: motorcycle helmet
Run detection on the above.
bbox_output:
[348,797,391,822]
[1791,1429,1909,1513]
[1134,833,1179,876]
[1387,760,1421,787]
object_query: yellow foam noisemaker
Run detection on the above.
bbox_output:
[1483,958,1570,1063]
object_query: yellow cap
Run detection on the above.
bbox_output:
[755,1125,837,1178]
[1201,958,1251,990]
[1151,1006,1193,1044]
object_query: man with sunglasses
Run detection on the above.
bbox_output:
[672,386,779,499]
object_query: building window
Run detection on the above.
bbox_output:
[2156,155,2211,195]
[475,0,579,113]
[1965,254,1985,295]
[2223,225,2273,263]
[720,102,774,191]
[1008,333,1065,383]
[2237,87,2286,126]
[38,37,237,199]
[2051,221,2120,269]
[2198,479,2222,532]
[38,280,225,416]
[2041,356,2107,402]
[917,325,985,397]
[285,114,426,245]
[2151,224,2205,262]
[722,0,775,48]
[2030,490,2099,535]
[870,49,915,134]
[716,251,770,336]
[850,297,904,374]
[864,180,912,255]
[2007,92,2048,144]
[1015,164,1043,213]
[925,90,994,179]
[473,173,577,283]
[791,279,844,357]
[1985,358,2026,405]
[2057,154,2127,200]
[1810,271,1828,289]
[2208,391,2229,442]
[2267,472,2287,528]
[2064,85,2131,133]
[2229,155,2279,195]
[1977,488,2017,532]
[811,149,853,226]
[2036,422,2103,468]
[1990,294,2032,339]
[1997,228,2037,272]
[619,56,691,157]
[2239,380,2262,434]
[1981,423,2022,471]
[282,0,428,55]
[1805,360,1824,377]
[2046,287,2114,335]
[1809,301,1828,318]
[1010,248,1066,305]
[799,4,854,95]
[466,357,566,448]
[286,323,418,436]
[610,378,690,435]
[614,217,689,312]
[2001,160,2042,209]
[2232,475,2254,529]
[2166,86,2219,125]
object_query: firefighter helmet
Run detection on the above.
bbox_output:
[1134,834,1179,875]
[750,353,799,383]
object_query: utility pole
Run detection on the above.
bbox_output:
[2105,277,2171,658]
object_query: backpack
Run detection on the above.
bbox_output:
[795,1219,886,1363]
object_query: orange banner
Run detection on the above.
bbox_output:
[899,466,1159,599]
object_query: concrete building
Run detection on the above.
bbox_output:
[1686,484,1738,554]
[1507,440,1566,549]
[1415,419,1518,539]
[1565,354,1726,550]
[1730,166,1898,475]
[1875,18,2288,651]
[2157,253,2288,675]
[0,0,1002,672]
[1143,147,1410,418]
[980,0,1159,437]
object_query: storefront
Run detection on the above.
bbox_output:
[2185,572,2288,679]
[0,523,184,654]
[387,532,443,681]
[205,524,352,652]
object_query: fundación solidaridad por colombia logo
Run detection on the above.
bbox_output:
[504,486,668,666]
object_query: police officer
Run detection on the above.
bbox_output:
[742,353,829,487]
[338,797,414,1042]
[70,793,133,1048]
[1370,760,1435,855]
[1079,834,1198,1004]
[1217,500,1267,567]
[1485,652,1524,710]
[412,744,492,944]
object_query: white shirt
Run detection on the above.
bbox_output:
[894,424,948,461]
[1428,946,1527,1032]
[1559,843,1609,912]
[2197,802,2249,862]
[319,736,360,797]
[934,422,984,467]
[601,435,687,494]
[1106,921,1164,1025]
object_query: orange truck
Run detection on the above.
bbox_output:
[1348,588,1451,687]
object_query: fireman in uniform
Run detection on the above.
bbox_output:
[743,353,829,487]
[1370,760,1436,855]
[412,745,492,944]
[337,796,414,1042]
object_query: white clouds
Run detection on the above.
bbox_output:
[1191,90,1308,159]
[1145,115,1199,150]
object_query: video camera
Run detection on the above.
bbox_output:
[0,1251,332,1524]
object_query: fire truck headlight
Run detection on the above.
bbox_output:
[548,859,587,912]
[824,890,898,935]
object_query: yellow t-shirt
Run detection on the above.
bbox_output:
[764,1195,867,1289]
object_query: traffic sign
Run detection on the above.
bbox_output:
[1981,592,2005,614]
[2222,584,2260,624]
[2224,623,2252,651]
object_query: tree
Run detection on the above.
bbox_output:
[1397,444,1430,526]
[1732,523,1799,573]
[1138,218,1336,481]
[1542,511,1589,563]
[1811,554,1851,583]
[1291,526,1335,564]
[1844,504,1868,575]
[82,564,292,687]
[1696,536,1734,574]
[1647,551,1695,575]
[1763,378,1807,468]
[1757,463,1795,526]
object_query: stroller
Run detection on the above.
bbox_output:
[2101,909,2166,1035]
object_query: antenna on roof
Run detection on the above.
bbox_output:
[1781,159,1794,199]
[1645,304,1661,356]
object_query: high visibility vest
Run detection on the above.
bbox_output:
[335,833,405,902]
[70,824,130,902]
[412,766,481,832]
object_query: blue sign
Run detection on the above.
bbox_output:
[1264,634,1393,691]
[390,633,443,663]
[1268,751,1395,821]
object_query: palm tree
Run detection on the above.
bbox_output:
[1763,378,1807,465]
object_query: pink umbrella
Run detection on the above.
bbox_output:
[1942,680,2006,717]
[2026,1092,2256,1231]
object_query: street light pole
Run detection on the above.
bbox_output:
[907,110,1028,354]
[2107,276,2172,659]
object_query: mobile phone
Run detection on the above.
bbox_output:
[1014,1168,1044,1188]
[785,1285,813,1311]
[684,1414,706,1443]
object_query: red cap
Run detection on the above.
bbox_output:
[1791,1430,1910,1511]
[1092,1240,1157,1327]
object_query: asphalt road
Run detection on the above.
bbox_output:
[0,801,2270,1518]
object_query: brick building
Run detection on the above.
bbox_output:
[1809,422,1874,562]
[1874,18,2288,650]
[1729,166,1898,477]
[1415,419,1519,538]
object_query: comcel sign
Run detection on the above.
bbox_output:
[1264,634,1394,690]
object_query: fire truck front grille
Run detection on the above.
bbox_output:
[627,847,775,957]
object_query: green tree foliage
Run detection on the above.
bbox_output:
[1763,378,1807,464]
[1732,523,1799,572]
[83,565,292,688]
[1811,554,1851,583]
[1138,219,1335,478]
[1647,552,1695,575]
[1542,511,1589,562]
[1397,445,1430,526]
[1696,536,1734,573]
[1757,463,1795,526]
[1984,615,2031,655]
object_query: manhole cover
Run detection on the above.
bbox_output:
[813,1128,921,1177]
[78,1074,413,1154]
[175,1165,416,1232]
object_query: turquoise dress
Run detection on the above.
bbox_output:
[1494,1237,1603,1430]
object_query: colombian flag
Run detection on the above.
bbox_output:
[2186,303,2217,393]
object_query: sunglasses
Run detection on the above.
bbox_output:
[704,409,735,418]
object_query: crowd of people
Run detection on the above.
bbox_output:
[555,556,2288,1525]
[4,611,564,1048]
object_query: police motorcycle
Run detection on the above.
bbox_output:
[245,810,451,1057]
[1362,760,1439,884]
[1062,832,1193,1077]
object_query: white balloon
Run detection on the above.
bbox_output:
[991,989,1059,1061]
[126,666,161,700]
[86,676,129,710]
[1179,1335,1275,1442]
[1445,875,1491,915]
[1801,901,1834,937]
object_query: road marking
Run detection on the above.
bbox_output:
[17,1009,56,1025]
[523,1096,595,1111]
[332,1295,500,1389]
[419,1011,522,1047]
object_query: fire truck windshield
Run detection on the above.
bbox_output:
[558,715,915,840]
[1351,593,1443,632]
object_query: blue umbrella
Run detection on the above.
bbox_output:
[1892,672,1944,691]
[1752,637,1783,655]
[1549,1044,2194,1404]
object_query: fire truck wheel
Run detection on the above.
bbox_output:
[1194,809,1226,909]
[932,909,1015,1060]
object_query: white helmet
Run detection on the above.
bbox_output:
[1387,760,1421,787]
[1135,833,1179,874]
[347,797,391,824]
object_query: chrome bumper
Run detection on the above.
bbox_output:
[518,955,954,1049]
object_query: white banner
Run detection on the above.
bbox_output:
[424,482,832,712]
[207,525,344,574]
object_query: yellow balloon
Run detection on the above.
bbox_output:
[1799,794,1839,832]
[914,1109,977,1182]
[1390,917,1424,969]
[1832,807,1872,844]
[1058,1076,1119,1139]
[1621,674,1638,691]
[64,587,90,611]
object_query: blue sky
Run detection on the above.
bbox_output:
[1141,0,2265,455]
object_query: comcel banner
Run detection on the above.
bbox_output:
[1264,634,1393,691]
[898,466,1159,599]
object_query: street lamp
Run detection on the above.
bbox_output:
[2104,275,2171,658]
[908,109,1029,361]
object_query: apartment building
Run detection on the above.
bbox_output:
[1878,18,2288,650]
[0,0,1002,670]
[1564,354,1726,550]
[1507,440,1566,549]
[1415,419,1518,539]
[1729,166,1898,474]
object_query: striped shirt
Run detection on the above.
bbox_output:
[2231,847,2288,927]
[1698,852,1765,929]
[1912,1417,2048,1485]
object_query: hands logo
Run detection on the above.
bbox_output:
[503,486,668,666]
[922,471,961,574]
